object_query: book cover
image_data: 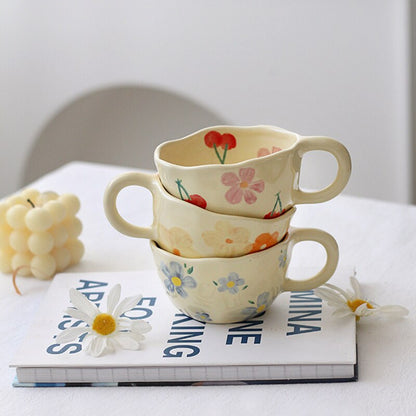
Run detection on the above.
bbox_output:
[10,270,357,386]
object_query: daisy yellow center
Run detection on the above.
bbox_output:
[240,181,249,188]
[347,299,374,312]
[226,281,235,288]
[92,313,116,335]
[171,276,182,287]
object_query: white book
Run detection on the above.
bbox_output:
[10,270,357,386]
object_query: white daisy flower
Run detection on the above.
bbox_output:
[314,272,409,321]
[55,284,152,357]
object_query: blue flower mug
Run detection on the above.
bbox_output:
[150,227,338,323]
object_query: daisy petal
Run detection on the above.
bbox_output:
[64,307,93,325]
[55,326,89,344]
[117,317,133,325]
[322,283,350,300]
[87,335,108,357]
[105,337,117,353]
[113,295,142,318]
[82,332,94,348]
[69,288,100,318]
[378,305,409,317]
[118,318,152,334]
[114,333,141,350]
[317,273,408,322]
[332,308,353,318]
[354,303,373,316]
[127,331,147,342]
[131,320,152,333]
[314,288,345,305]
[349,275,362,298]
[107,284,121,314]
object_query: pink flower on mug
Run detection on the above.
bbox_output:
[257,146,282,158]
[221,168,265,205]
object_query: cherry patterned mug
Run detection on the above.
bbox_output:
[104,172,295,258]
[154,125,351,218]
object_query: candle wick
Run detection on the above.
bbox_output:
[27,199,35,208]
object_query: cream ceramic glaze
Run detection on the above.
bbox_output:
[150,227,339,324]
[104,171,294,258]
[154,125,351,218]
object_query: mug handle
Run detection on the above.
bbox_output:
[281,227,339,292]
[103,171,158,239]
[292,136,351,204]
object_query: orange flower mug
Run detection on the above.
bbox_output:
[154,125,351,218]
[104,171,295,258]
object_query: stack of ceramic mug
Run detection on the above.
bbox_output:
[104,125,351,323]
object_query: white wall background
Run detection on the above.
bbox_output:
[0,0,411,203]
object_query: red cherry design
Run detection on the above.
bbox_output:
[220,133,236,150]
[264,208,286,219]
[204,131,223,148]
[204,131,237,150]
[186,194,207,209]
[176,179,207,209]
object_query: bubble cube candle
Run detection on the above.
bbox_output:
[0,189,84,280]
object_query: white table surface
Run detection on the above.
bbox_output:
[1,161,415,416]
